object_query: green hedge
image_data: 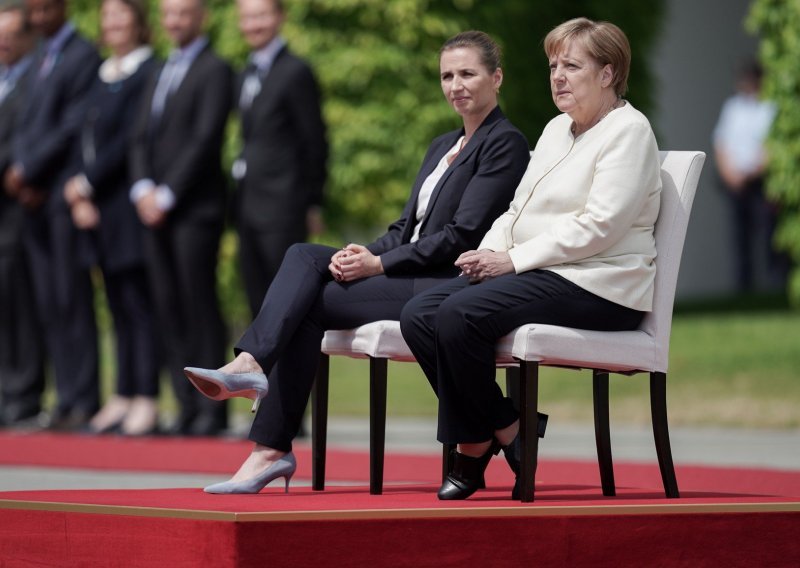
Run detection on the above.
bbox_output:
[748,0,800,306]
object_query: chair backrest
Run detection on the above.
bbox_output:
[640,151,706,372]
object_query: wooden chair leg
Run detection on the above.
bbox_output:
[311,353,330,491]
[650,371,680,498]
[518,359,540,502]
[369,357,388,495]
[505,367,520,411]
[592,370,616,496]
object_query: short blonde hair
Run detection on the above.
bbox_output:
[544,17,631,97]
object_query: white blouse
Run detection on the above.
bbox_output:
[411,136,464,242]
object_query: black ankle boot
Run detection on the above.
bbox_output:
[503,413,548,500]
[438,443,499,501]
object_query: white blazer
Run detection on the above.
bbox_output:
[479,102,661,311]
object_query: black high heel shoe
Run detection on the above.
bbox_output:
[438,441,500,501]
[503,412,549,500]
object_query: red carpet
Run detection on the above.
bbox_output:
[1,431,799,566]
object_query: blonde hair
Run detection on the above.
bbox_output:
[544,17,631,97]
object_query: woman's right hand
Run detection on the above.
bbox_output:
[329,248,350,281]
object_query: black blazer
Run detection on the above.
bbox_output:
[70,56,157,272]
[236,46,328,231]
[130,44,233,225]
[13,29,101,204]
[367,106,530,280]
[0,61,33,251]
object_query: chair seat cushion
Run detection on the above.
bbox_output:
[496,324,659,373]
[322,320,416,361]
[322,320,661,373]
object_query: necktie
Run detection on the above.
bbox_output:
[37,48,57,80]
[239,63,262,110]
[0,70,11,104]
[151,54,180,119]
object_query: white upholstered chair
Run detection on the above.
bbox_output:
[311,150,706,501]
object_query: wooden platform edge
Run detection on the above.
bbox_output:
[1,498,798,523]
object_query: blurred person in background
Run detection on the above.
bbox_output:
[713,60,788,292]
[129,0,232,436]
[4,0,101,431]
[0,0,44,428]
[233,0,328,319]
[63,0,159,435]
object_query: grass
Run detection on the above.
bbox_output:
[88,294,800,430]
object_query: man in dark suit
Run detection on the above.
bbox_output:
[234,0,327,317]
[4,0,101,430]
[129,0,232,436]
[0,1,44,427]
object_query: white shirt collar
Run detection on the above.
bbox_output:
[98,46,153,83]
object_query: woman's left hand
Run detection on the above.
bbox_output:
[455,249,515,283]
[337,243,384,282]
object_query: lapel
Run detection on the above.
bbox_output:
[161,45,208,122]
[420,106,505,224]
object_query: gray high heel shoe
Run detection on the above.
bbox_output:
[183,367,268,412]
[204,452,297,494]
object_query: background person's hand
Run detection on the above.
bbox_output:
[70,199,100,230]
[135,189,167,228]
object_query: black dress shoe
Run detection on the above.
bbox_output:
[502,413,548,500]
[167,412,197,436]
[189,413,226,437]
[49,409,93,432]
[438,442,500,501]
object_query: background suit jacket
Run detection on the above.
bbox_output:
[70,56,157,272]
[367,106,530,281]
[130,45,233,225]
[0,61,33,251]
[235,46,327,231]
[13,29,100,207]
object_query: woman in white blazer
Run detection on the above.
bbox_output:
[400,17,662,500]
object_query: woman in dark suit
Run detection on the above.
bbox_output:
[64,0,159,436]
[184,31,530,493]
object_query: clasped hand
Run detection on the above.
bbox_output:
[455,249,514,283]
[329,243,384,282]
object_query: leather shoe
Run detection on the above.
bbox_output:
[503,413,548,499]
[438,442,500,500]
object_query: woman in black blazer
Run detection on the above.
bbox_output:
[64,0,159,436]
[184,31,530,493]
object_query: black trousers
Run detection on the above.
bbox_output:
[400,270,644,445]
[236,243,446,452]
[0,246,44,421]
[238,223,307,318]
[24,208,98,417]
[143,219,227,425]
[104,267,159,398]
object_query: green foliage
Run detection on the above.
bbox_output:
[747,0,800,305]
[67,0,664,330]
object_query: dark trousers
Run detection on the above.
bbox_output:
[143,219,227,425]
[104,266,159,398]
[238,223,306,318]
[726,179,789,291]
[236,243,444,452]
[400,271,644,444]
[0,247,44,421]
[24,208,98,417]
